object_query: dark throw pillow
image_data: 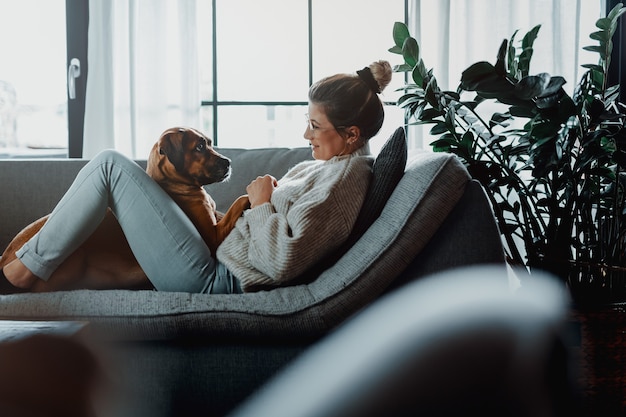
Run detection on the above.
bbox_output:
[349,126,408,242]
[295,127,408,284]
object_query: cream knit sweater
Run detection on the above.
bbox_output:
[217,146,373,292]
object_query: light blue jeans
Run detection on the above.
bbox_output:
[15,150,241,294]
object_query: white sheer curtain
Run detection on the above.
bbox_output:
[84,0,200,158]
[406,0,604,148]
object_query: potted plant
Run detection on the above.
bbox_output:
[388,4,626,306]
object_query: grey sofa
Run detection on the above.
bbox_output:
[227,266,576,417]
[0,143,505,416]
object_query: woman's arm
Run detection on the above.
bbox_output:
[244,193,351,282]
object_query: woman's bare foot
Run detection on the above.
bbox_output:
[2,258,38,290]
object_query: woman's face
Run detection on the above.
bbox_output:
[303,103,348,161]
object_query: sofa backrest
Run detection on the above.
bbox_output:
[205,147,313,212]
[0,158,91,250]
[0,147,312,250]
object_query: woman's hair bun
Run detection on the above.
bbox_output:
[369,60,392,93]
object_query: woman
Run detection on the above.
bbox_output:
[3,60,393,294]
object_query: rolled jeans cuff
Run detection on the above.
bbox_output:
[15,242,58,282]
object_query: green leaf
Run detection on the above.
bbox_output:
[430,121,449,135]
[518,48,534,78]
[510,105,536,118]
[424,77,439,108]
[607,3,626,22]
[581,63,604,72]
[542,76,567,95]
[495,39,508,75]
[430,135,457,152]
[529,122,559,144]
[516,74,549,99]
[596,17,612,30]
[589,30,608,42]
[409,101,428,120]
[397,93,423,107]
[490,112,512,128]
[507,31,518,78]
[460,130,475,153]
[605,84,621,101]
[444,105,457,131]
[521,24,541,49]
[393,63,414,73]
[460,61,498,91]
[583,45,603,53]
[589,67,605,91]
[392,22,410,49]
[402,37,419,68]
[412,63,424,87]
[556,95,577,120]
[460,100,480,111]
[442,90,461,101]
[421,107,445,121]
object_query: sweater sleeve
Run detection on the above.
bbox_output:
[243,187,350,282]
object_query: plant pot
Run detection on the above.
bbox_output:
[568,263,626,307]
[573,305,626,416]
[566,263,626,416]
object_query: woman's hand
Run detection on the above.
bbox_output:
[246,175,278,208]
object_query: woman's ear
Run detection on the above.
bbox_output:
[344,126,361,143]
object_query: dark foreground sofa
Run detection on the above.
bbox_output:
[0,132,505,416]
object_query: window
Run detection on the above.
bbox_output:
[0,1,614,157]
[197,0,406,154]
[0,0,67,156]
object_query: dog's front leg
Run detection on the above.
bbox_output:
[215,195,250,244]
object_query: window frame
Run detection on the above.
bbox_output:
[66,0,88,158]
[66,1,619,154]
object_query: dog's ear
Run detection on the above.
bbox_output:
[159,130,186,172]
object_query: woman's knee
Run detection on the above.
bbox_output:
[89,149,142,175]
[92,149,129,164]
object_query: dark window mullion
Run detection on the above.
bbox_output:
[66,0,89,158]
[212,0,219,145]
[308,0,313,87]
[201,101,308,106]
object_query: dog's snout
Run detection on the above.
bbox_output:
[217,156,230,170]
[217,157,231,178]
[204,155,231,183]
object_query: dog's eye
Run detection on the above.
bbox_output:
[195,142,205,152]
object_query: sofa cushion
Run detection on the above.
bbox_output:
[308,151,470,325]
[0,151,471,342]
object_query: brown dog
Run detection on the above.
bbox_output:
[147,127,250,257]
[0,127,249,292]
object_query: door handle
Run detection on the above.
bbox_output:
[67,58,81,99]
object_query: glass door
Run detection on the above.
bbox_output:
[0,0,87,158]
[0,0,67,156]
